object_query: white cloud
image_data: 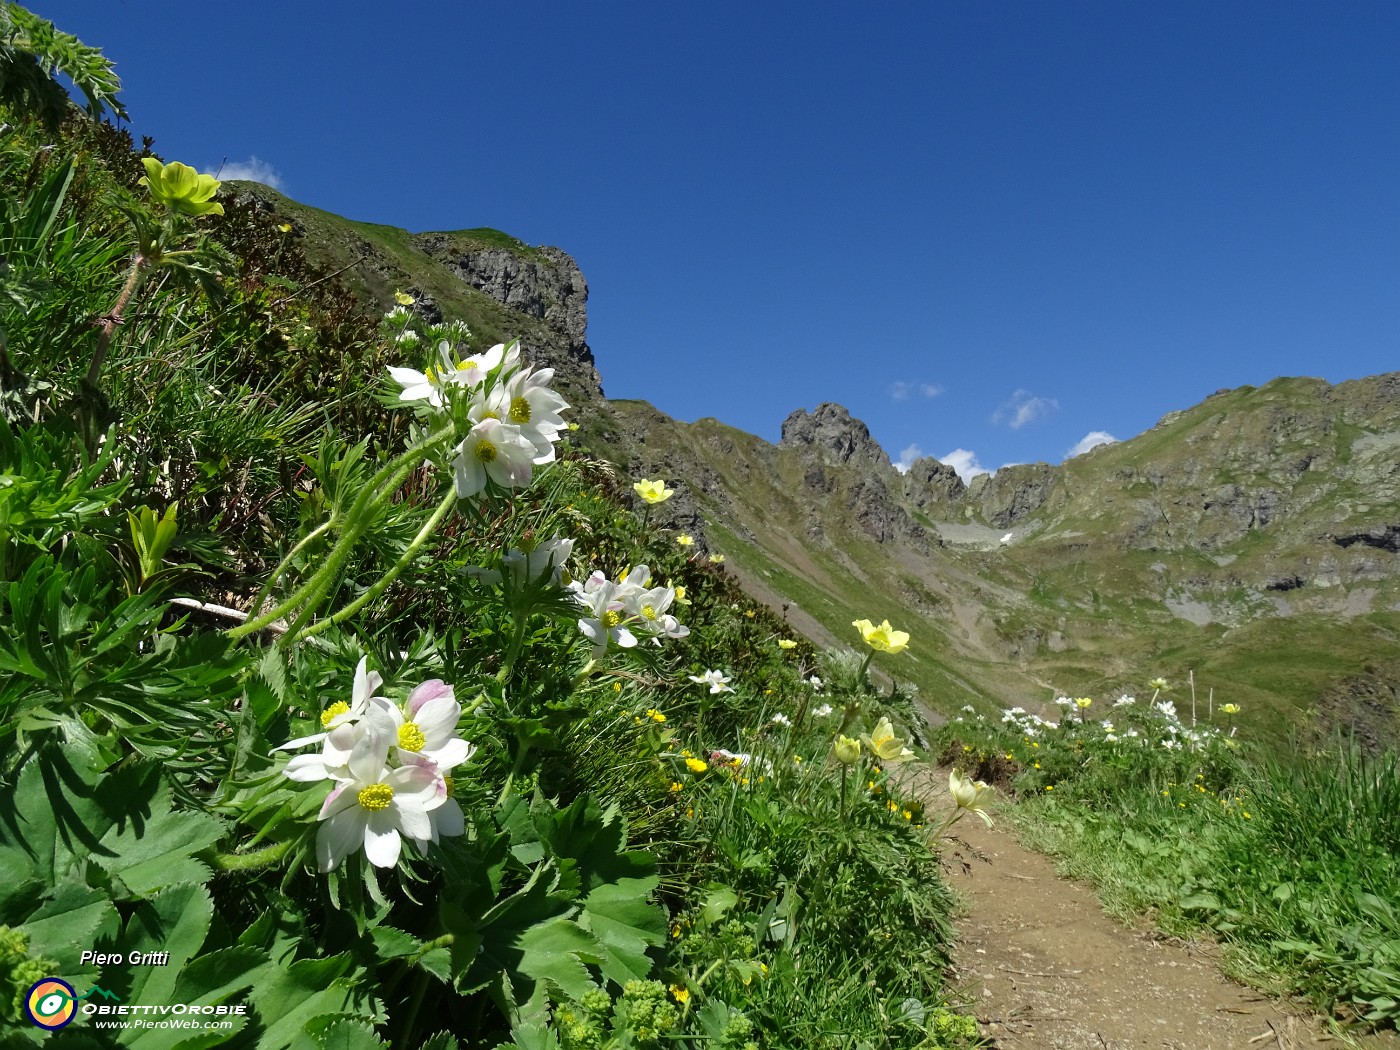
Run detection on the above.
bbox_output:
[890,381,944,402]
[894,443,923,473]
[992,388,1058,430]
[1066,430,1118,458]
[939,448,989,483]
[216,156,285,190]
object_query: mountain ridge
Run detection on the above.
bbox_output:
[239,182,1400,745]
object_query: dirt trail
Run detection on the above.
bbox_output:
[922,778,1400,1050]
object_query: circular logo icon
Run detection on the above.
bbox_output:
[25,978,77,1030]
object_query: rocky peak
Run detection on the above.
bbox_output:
[903,456,966,515]
[412,236,603,402]
[779,403,892,470]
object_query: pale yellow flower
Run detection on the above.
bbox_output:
[949,769,995,827]
[1074,697,1093,709]
[860,717,915,764]
[1219,703,1240,715]
[708,553,725,564]
[633,478,674,504]
[394,290,415,306]
[675,534,694,547]
[777,638,797,650]
[832,735,861,765]
[852,618,909,655]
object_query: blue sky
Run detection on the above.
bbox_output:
[47,2,1400,479]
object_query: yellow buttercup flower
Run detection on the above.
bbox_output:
[646,708,667,723]
[852,618,909,655]
[1074,697,1093,709]
[632,478,674,504]
[777,638,797,650]
[685,757,707,774]
[675,534,694,547]
[671,985,690,1005]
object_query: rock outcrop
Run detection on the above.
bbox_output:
[779,403,892,469]
[413,237,603,403]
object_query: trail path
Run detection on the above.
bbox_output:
[923,777,1400,1050]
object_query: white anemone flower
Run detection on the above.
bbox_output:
[813,703,834,718]
[452,418,537,497]
[372,692,475,771]
[573,578,638,656]
[272,656,382,754]
[687,669,734,694]
[315,721,445,871]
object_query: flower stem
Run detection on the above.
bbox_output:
[211,838,295,872]
[292,487,457,644]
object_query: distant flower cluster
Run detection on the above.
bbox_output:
[570,565,689,657]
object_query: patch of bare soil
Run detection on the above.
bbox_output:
[922,778,1400,1050]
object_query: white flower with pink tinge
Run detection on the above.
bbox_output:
[315,715,446,871]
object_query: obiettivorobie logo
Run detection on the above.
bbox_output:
[24,979,121,1030]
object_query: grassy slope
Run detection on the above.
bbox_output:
[269,185,1399,744]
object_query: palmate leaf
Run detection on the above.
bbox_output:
[244,953,376,1050]
[0,747,227,950]
[577,876,666,987]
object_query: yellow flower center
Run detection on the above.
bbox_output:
[602,610,622,629]
[320,701,350,728]
[510,396,531,424]
[443,776,455,798]
[358,783,394,811]
[398,722,427,752]
[474,439,498,463]
[424,365,438,383]
[642,604,657,620]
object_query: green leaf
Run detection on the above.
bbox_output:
[245,953,373,1049]
[117,883,214,1026]
[577,876,665,987]
[19,878,117,973]
[513,918,601,1002]
[700,883,739,926]
[292,1017,387,1050]
[1178,891,1220,912]
[95,784,225,897]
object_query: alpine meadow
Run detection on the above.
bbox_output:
[0,7,1398,1049]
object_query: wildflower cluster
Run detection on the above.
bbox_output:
[570,564,689,656]
[273,658,473,870]
[388,338,569,498]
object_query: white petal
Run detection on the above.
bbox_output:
[362,816,402,869]
[414,698,462,744]
[271,731,328,753]
[433,800,466,839]
[317,809,366,872]
[425,737,473,769]
[285,754,334,782]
